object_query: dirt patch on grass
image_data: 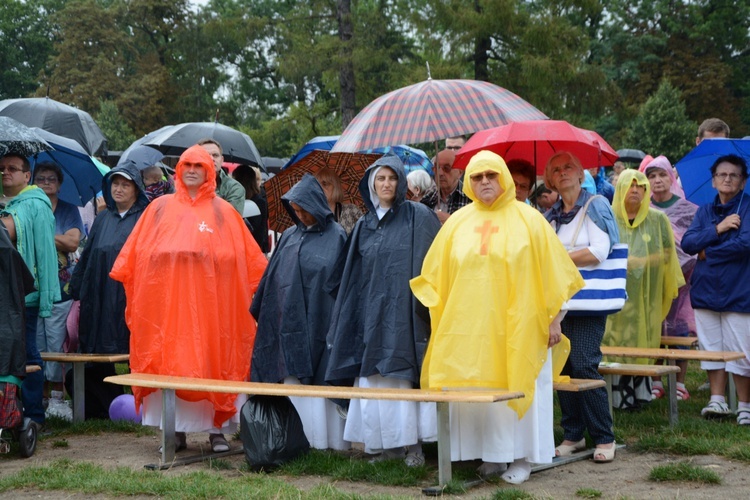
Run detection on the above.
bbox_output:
[2,431,749,498]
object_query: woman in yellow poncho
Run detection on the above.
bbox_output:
[603,169,684,410]
[410,151,583,484]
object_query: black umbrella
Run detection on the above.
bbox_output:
[116,145,165,171]
[0,97,108,157]
[143,122,265,169]
[616,148,646,163]
[0,116,52,157]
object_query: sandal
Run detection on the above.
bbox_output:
[404,452,425,467]
[209,433,230,453]
[651,385,665,400]
[593,442,616,463]
[555,438,586,457]
[477,461,507,478]
[737,409,750,426]
[158,432,187,453]
[676,386,690,401]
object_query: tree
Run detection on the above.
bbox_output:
[96,100,136,152]
[627,80,697,162]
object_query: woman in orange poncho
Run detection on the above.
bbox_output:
[110,145,267,453]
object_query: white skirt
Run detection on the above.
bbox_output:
[284,376,350,451]
[450,354,554,464]
[344,374,437,454]
[141,390,247,434]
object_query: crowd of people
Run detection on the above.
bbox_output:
[2,116,749,485]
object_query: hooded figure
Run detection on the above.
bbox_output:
[325,155,441,463]
[110,145,267,437]
[70,162,148,355]
[410,151,583,479]
[603,169,684,410]
[250,174,348,450]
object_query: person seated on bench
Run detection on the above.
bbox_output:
[645,157,698,401]
[411,151,584,484]
[603,170,683,410]
[325,156,441,467]
[70,163,149,419]
[250,174,349,450]
[543,152,619,463]
[110,145,268,453]
[682,154,750,423]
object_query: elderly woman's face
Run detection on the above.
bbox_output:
[374,167,398,205]
[470,170,503,205]
[712,161,746,197]
[181,161,208,189]
[625,179,646,207]
[647,169,672,196]
[548,157,580,192]
[34,169,60,197]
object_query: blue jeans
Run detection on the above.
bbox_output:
[22,306,45,425]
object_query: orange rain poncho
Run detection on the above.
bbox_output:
[110,145,267,427]
[410,151,583,418]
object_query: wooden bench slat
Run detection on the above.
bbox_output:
[553,378,606,392]
[660,336,698,348]
[600,346,745,362]
[598,363,681,377]
[104,373,524,403]
[40,353,130,363]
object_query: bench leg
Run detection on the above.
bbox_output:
[666,360,678,426]
[436,401,452,486]
[73,362,85,424]
[161,389,176,465]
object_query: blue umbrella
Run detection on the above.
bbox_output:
[362,145,433,175]
[675,138,750,206]
[28,128,106,206]
[284,135,433,175]
[282,135,340,170]
[117,145,164,171]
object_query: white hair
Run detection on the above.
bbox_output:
[407,169,432,193]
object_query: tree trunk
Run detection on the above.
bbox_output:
[337,0,356,128]
[473,0,490,81]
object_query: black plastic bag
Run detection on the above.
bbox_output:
[240,395,309,471]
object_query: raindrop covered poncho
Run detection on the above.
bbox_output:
[603,169,684,361]
[110,146,267,427]
[410,151,583,418]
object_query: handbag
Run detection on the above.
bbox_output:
[564,196,628,316]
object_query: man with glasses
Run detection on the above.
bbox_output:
[33,162,84,421]
[435,149,471,224]
[0,154,59,429]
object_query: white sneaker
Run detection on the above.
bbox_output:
[46,398,73,422]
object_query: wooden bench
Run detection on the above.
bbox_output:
[41,353,130,423]
[660,336,699,348]
[105,372,525,486]
[598,362,681,423]
[600,346,746,426]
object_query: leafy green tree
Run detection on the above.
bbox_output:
[96,100,136,152]
[627,80,697,162]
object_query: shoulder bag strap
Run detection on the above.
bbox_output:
[569,195,601,248]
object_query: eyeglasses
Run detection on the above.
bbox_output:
[0,165,27,174]
[439,164,453,172]
[470,171,499,183]
[714,172,742,182]
[514,181,531,191]
[34,176,59,184]
[445,146,462,151]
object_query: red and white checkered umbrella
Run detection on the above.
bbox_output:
[331,79,547,153]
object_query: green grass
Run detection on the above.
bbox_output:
[649,461,721,484]
[491,488,534,499]
[576,488,602,498]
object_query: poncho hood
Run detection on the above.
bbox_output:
[462,150,517,210]
[614,169,651,227]
[103,163,149,212]
[174,145,217,203]
[359,155,407,213]
[282,173,334,229]
[644,155,684,198]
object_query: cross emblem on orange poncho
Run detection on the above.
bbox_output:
[475,220,498,255]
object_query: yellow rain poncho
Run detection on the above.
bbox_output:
[410,151,583,417]
[603,170,684,362]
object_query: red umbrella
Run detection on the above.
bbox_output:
[453,120,617,173]
[265,150,382,233]
[331,79,547,153]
